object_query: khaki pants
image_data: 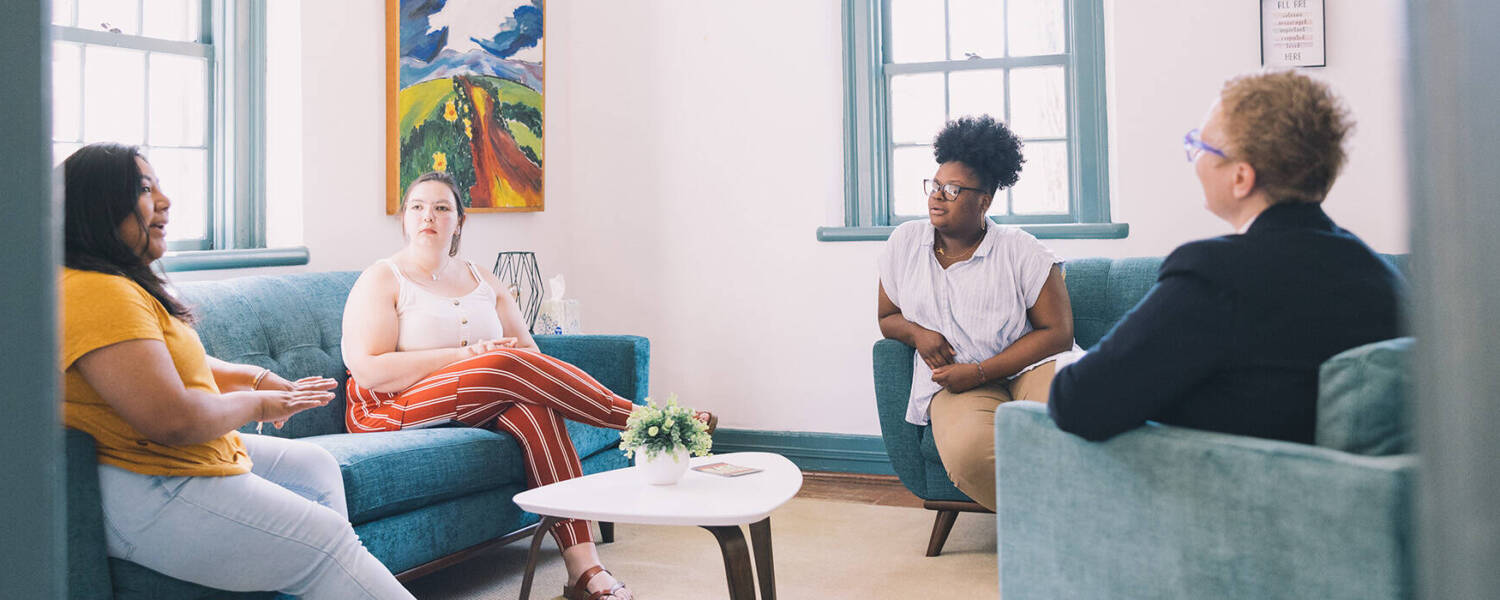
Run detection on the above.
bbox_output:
[929,361,1057,511]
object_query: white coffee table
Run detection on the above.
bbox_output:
[512,451,803,600]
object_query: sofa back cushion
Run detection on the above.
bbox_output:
[1063,254,1408,350]
[176,272,361,439]
[1316,337,1414,456]
[1061,257,1163,349]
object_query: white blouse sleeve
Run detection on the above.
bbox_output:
[877,222,913,306]
[1015,231,1063,308]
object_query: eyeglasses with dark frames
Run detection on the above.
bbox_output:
[923,179,985,201]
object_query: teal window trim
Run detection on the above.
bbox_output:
[159,246,309,272]
[816,222,1127,242]
[831,0,1120,239]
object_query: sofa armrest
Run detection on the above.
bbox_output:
[66,429,114,600]
[535,335,650,404]
[994,401,1415,600]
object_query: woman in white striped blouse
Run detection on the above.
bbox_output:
[876,115,1078,511]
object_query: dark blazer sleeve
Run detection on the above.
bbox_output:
[1047,244,1235,441]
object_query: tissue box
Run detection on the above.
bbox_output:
[533,298,580,335]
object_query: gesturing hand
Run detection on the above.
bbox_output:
[912,328,957,369]
[256,389,335,429]
[932,363,985,394]
[253,374,338,427]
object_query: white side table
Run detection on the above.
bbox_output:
[512,451,803,600]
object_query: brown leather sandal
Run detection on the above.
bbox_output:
[693,410,718,435]
[564,565,632,600]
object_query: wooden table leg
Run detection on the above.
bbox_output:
[748,517,776,600]
[519,516,560,600]
[702,525,757,600]
[600,521,615,543]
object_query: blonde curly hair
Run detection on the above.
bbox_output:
[1218,71,1353,205]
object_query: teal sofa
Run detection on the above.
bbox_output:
[65,272,649,599]
[875,256,1414,599]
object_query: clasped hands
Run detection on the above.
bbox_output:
[914,328,986,393]
[460,337,522,357]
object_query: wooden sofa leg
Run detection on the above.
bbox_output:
[926,509,958,557]
[600,521,615,543]
[921,500,992,557]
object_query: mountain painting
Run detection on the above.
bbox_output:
[386,0,544,213]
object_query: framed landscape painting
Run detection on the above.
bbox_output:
[386,0,545,213]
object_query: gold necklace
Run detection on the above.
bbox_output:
[936,237,981,261]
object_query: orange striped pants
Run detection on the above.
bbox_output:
[345,348,635,548]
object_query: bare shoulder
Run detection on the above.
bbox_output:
[472,262,508,295]
[350,259,399,300]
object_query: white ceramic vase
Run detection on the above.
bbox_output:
[637,446,691,485]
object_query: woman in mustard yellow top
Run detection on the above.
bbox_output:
[61,143,415,599]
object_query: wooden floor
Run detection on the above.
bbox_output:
[794,471,924,508]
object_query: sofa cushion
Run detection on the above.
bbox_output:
[1062,257,1165,349]
[301,428,526,524]
[1316,337,1414,456]
[178,272,362,439]
[566,420,624,460]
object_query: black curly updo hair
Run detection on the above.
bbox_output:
[932,115,1025,194]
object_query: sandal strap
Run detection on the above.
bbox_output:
[570,565,608,594]
[586,583,627,600]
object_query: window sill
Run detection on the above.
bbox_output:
[815,222,1129,242]
[159,247,310,272]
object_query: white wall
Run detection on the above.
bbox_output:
[181,0,1411,436]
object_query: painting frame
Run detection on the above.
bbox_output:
[386,0,547,214]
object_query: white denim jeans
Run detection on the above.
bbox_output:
[97,433,414,600]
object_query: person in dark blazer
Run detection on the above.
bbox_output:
[1047,71,1405,444]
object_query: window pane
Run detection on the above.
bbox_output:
[1011,140,1068,214]
[54,142,83,167]
[53,0,76,26]
[142,0,200,42]
[891,145,937,217]
[78,0,140,35]
[1008,0,1065,57]
[143,147,208,242]
[53,42,82,142]
[888,0,945,63]
[949,0,1004,60]
[890,72,945,145]
[948,68,1005,121]
[148,53,206,146]
[83,46,147,145]
[1010,66,1066,138]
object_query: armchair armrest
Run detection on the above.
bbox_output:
[65,429,114,600]
[995,401,1415,600]
[535,335,650,404]
[873,339,938,496]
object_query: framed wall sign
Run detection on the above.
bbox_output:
[1261,0,1326,68]
[386,0,546,214]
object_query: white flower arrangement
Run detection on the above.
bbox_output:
[619,395,712,461]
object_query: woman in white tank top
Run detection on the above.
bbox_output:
[340,172,715,600]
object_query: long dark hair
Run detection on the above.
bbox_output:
[63,143,192,320]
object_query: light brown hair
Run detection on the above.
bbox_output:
[1218,71,1353,204]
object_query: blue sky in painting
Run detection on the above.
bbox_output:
[401,0,543,64]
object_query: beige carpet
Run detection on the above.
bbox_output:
[405,497,997,599]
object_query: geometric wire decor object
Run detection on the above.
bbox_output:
[492,251,544,330]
